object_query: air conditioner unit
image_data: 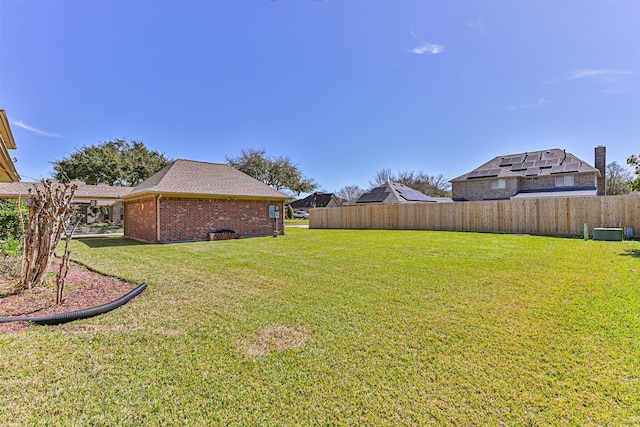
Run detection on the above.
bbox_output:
[593,228,623,241]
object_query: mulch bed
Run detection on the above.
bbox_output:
[0,260,140,334]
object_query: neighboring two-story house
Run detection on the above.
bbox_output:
[451,147,605,201]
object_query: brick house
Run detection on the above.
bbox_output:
[451,147,605,201]
[0,180,130,223]
[122,159,290,243]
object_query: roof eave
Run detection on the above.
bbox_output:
[123,190,290,201]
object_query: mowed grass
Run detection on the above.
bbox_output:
[1,228,639,425]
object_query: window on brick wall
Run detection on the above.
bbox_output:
[555,175,575,187]
[491,179,506,190]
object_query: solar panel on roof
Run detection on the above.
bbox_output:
[525,167,539,176]
[356,191,389,203]
[499,158,512,167]
[510,162,524,170]
[522,161,535,168]
[537,167,552,176]
[474,169,498,178]
[550,165,564,174]
[564,163,580,173]
[397,188,434,202]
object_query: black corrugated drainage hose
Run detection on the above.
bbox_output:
[0,283,147,326]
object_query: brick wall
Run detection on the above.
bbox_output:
[453,173,598,201]
[520,173,597,191]
[452,177,519,201]
[158,197,284,242]
[124,197,157,242]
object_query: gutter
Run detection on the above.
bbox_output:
[157,194,162,242]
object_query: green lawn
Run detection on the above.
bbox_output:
[1,229,639,425]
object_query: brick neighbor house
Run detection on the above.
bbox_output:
[450,147,605,201]
[122,159,290,243]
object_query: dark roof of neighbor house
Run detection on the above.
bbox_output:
[0,180,132,200]
[355,182,437,204]
[289,192,339,209]
[125,159,290,200]
[450,148,601,182]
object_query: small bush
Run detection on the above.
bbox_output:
[0,198,26,240]
[0,255,21,280]
[0,236,23,257]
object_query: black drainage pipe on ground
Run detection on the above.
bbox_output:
[0,283,147,326]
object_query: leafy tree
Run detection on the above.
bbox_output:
[226,148,317,195]
[0,198,26,240]
[286,204,294,219]
[627,154,640,191]
[605,161,632,195]
[52,139,171,186]
[370,169,451,197]
[336,185,365,202]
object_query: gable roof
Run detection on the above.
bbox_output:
[289,192,340,209]
[124,159,290,200]
[0,180,132,200]
[451,148,600,182]
[355,181,437,204]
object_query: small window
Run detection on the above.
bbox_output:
[491,179,506,190]
[555,175,575,187]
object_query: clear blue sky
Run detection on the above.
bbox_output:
[1,1,638,193]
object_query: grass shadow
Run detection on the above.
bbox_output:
[74,236,150,249]
[620,249,640,258]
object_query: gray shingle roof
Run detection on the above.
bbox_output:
[125,159,290,200]
[0,180,132,199]
[290,192,339,208]
[355,181,437,203]
[451,148,600,182]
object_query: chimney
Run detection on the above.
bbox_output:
[595,145,606,196]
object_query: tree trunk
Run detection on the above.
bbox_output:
[20,180,78,295]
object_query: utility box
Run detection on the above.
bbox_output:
[593,228,623,241]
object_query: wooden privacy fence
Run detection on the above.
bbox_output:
[310,195,640,237]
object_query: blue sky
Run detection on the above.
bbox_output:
[1,1,638,193]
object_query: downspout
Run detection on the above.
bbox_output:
[156,194,163,242]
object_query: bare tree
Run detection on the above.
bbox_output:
[336,185,365,202]
[606,161,632,195]
[370,169,451,197]
[19,180,79,303]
